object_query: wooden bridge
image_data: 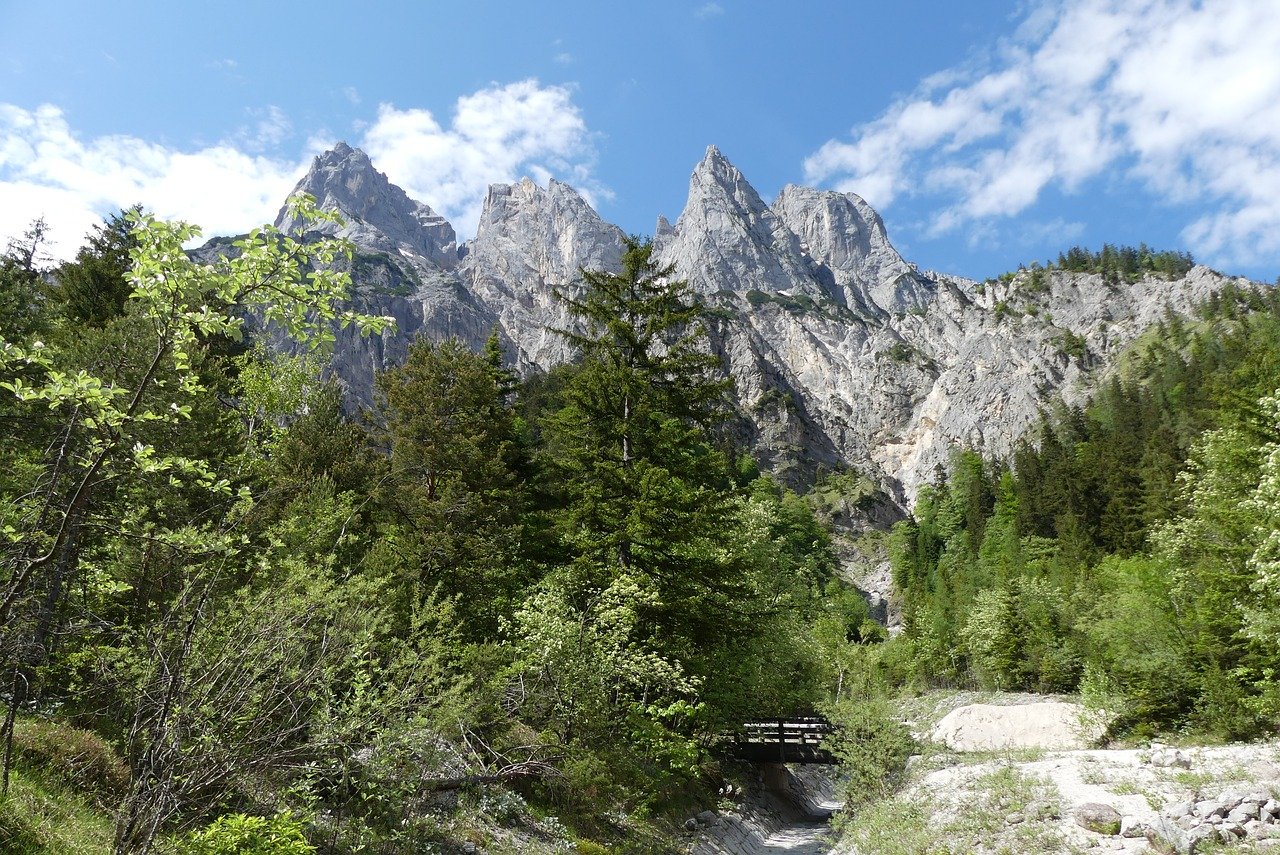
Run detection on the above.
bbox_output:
[722,717,837,765]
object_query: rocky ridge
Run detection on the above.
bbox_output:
[260,142,1258,505]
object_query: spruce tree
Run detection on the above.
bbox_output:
[547,237,736,616]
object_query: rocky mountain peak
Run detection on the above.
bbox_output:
[276,143,457,270]
[239,143,1251,509]
[460,176,626,371]
[470,177,624,275]
[658,146,832,299]
[772,184,933,316]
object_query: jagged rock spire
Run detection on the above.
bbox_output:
[656,146,832,298]
[276,142,457,269]
[772,184,932,315]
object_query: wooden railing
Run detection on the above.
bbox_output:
[723,717,837,764]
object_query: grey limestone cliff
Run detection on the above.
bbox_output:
[259,142,1253,508]
[458,177,626,371]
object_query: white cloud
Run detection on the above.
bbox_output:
[695,2,724,19]
[238,105,293,151]
[0,80,605,261]
[357,79,607,236]
[804,0,1280,269]
[0,103,303,260]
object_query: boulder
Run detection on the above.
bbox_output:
[1120,815,1145,838]
[931,702,1106,751]
[1075,803,1122,835]
[1229,803,1261,824]
[1145,816,1193,854]
[1195,800,1226,819]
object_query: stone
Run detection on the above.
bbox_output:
[1246,791,1272,805]
[1187,824,1217,849]
[1221,821,1246,839]
[1150,748,1191,768]
[1229,803,1261,823]
[1145,816,1194,854]
[1164,800,1195,819]
[697,810,718,825]
[932,702,1107,751]
[1176,815,1198,830]
[1264,798,1280,817]
[1246,819,1268,838]
[1120,815,1145,838]
[1195,800,1226,819]
[1076,803,1123,835]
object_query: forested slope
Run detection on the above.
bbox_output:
[882,282,1280,738]
[0,210,860,854]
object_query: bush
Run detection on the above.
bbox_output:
[10,718,128,808]
[182,812,315,855]
[821,699,916,810]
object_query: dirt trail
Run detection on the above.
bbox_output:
[760,819,833,853]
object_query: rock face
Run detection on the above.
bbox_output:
[261,142,1255,505]
[460,177,626,371]
[931,702,1108,751]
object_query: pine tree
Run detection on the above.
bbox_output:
[546,237,735,608]
[376,337,526,637]
[513,238,749,762]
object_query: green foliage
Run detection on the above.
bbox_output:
[9,718,128,808]
[183,812,314,855]
[1055,243,1194,282]
[822,699,915,810]
[0,220,840,852]
[883,285,1280,738]
[744,289,819,314]
[55,209,138,327]
[0,767,114,855]
[376,336,527,637]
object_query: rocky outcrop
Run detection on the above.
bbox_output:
[772,183,932,317]
[276,141,457,270]
[458,177,626,371]
[259,142,1258,505]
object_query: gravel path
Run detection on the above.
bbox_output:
[760,820,833,853]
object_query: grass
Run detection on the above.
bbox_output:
[0,767,115,854]
[839,761,1071,855]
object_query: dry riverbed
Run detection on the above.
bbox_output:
[837,692,1280,854]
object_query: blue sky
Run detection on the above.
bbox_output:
[1,0,1277,282]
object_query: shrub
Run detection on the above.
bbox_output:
[182,812,315,855]
[821,699,916,810]
[10,718,128,808]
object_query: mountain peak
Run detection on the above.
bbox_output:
[277,143,457,269]
[772,184,930,315]
[657,147,829,297]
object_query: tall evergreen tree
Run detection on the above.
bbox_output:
[545,237,738,630]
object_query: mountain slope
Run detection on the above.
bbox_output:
[262,143,1257,503]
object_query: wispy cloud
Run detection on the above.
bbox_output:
[804,0,1280,269]
[694,2,724,19]
[238,105,292,151]
[553,52,574,65]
